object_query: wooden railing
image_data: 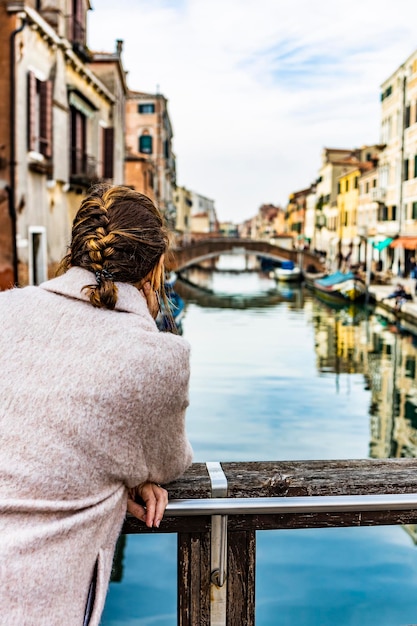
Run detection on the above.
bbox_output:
[122,460,417,626]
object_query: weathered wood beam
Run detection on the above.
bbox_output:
[122,459,417,534]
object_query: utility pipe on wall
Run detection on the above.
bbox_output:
[9,12,27,286]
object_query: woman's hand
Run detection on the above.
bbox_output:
[142,281,160,319]
[127,481,168,528]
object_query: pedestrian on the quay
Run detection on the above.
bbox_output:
[384,282,413,311]
[0,184,193,625]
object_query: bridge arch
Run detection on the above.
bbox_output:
[171,239,324,272]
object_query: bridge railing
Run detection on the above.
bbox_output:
[122,459,417,626]
[171,239,324,273]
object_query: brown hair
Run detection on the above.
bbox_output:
[58,184,173,316]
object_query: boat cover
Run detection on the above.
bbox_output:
[316,271,359,287]
[281,260,295,270]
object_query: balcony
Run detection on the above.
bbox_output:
[370,187,387,203]
[315,214,327,229]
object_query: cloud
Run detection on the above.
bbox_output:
[88,0,417,222]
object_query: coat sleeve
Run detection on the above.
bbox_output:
[124,333,193,488]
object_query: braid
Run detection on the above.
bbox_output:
[57,183,170,312]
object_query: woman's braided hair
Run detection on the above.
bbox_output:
[58,183,172,312]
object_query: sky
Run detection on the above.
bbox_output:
[88,0,417,223]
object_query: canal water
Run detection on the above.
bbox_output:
[102,255,417,626]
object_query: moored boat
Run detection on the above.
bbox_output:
[313,270,366,303]
[271,260,302,282]
[303,269,328,289]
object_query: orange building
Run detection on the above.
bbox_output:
[125,91,176,227]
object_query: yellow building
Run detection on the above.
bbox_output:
[337,162,373,264]
[173,185,193,243]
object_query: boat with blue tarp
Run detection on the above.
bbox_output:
[313,270,366,303]
[271,260,302,282]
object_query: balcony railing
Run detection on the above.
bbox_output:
[123,459,417,626]
[371,187,387,203]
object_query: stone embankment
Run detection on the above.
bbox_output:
[369,278,417,329]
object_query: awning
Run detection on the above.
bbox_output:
[372,237,393,251]
[390,237,417,250]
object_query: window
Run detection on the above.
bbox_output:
[139,134,153,154]
[345,180,349,192]
[373,179,377,187]
[404,159,410,181]
[138,103,155,114]
[27,71,52,158]
[405,105,411,128]
[354,176,359,189]
[68,89,97,180]
[28,226,47,285]
[337,182,341,194]
[413,202,417,220]
[391,205,397,221]
[102,127,114,179]
[414,155,417,179]
[365,182,369,193]
[70,106,87,176]
[380,84,393,101]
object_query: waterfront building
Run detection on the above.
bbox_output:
[219,221,239,237]
[286,186,317,249]
[251,203,286,241]
[0,0,127,289]
[189,191,218,235]
[304,185,317,250]
[379,48,417,273]
[286,187,308,238]
[337,152,381,267]
[89,41,129,186]
[125,90,176,229]
[314,148,355,263]
[173,185,193,243]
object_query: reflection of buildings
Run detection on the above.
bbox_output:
[366,318,417,459]
[364,320,417,544]
[311,301,365,375]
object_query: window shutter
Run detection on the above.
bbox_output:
[139,135,153,154]
[27,71,37,152]
[40,80,53,158]
[103,127,114,179]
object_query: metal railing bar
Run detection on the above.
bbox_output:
[164,493,417,517]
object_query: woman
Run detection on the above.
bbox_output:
[0,184,193,625]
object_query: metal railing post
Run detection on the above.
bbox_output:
[206,461,228,626]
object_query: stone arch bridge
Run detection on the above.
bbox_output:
[171,238,324,272]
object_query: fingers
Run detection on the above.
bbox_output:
[142,282,160,319]
[129,482,169,529]
[126,497,147,524]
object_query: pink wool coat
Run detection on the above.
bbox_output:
[0,267,193,625]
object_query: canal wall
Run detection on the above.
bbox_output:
[369,278,417,329]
